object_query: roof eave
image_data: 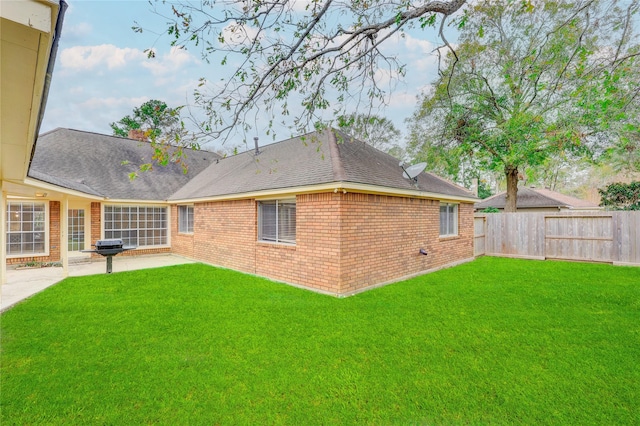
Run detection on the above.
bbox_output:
[22,177,105,200]
[168,181,479,204]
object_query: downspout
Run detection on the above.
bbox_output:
[29,0,68,167]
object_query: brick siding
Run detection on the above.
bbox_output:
[172,192,474,295]
[7,196,473,292]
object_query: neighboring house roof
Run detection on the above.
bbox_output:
[474,186,600,210]
[29,128,220,200]
[169,129,476,201]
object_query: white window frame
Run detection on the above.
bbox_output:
[178,205,194,234]
[258,199,296,245]
[439,202,459,237]
[103,204,169,248]
[6,200,49,258]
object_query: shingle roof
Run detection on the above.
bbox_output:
[29,128,220,200]
[169,128,476,201]
[474,186,600,210]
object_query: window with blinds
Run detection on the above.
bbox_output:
[178,205,194,233]
[439,202,458,237]
[258,199,296,244]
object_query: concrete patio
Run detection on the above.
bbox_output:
[1,254,195,312]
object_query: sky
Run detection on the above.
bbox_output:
[41,0,450,152]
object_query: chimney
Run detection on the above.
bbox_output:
[254,136,260,155]
[128,129,148,141]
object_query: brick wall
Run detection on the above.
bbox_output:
[186,200,257,274]
[170,205,194,258]
[256,193,342,293]
[6,200,61,265]
[177,192,474,295]
[90,202,101,246]
[339,194,429,293]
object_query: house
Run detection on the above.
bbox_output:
[4,127,478,295]
[474,187,601,212]
[4,128,218,266]
[1,0,67,284]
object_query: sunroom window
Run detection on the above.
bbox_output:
[104,205,168,247]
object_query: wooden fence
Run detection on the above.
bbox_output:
[474,211,640,266]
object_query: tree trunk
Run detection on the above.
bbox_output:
[504,165,519,212]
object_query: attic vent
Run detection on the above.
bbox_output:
[254,137,260,155]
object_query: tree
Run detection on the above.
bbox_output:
[111,100,200,178]
[406,0,640,211]
[111,99,182,139]
[337,113,401,152]
[598,181,640,210]
[135,0,468,142]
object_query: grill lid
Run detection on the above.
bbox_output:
[95,239,124,249]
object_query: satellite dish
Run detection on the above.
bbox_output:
[402,162,427,180]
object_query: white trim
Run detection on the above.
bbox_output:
[169,182,478,204]
[1,0,53,33]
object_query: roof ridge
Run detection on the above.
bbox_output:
[327,129,346,181]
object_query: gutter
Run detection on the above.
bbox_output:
[29,0,68,168]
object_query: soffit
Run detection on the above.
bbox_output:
[1,1,58,182]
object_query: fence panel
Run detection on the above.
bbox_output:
[545,215,613,262]
[484,213,545,258]
[475,211,640,266]
[613,211,640,265]
[474,216,486,256]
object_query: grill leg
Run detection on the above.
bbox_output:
[106,255,113,274]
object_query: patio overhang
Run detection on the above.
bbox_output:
[1,0,66,285]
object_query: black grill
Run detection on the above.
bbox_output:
[82,239,135,273]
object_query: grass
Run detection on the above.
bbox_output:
[1,257,639,425]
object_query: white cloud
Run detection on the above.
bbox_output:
[59,44,147,71]
[141,46,199,77]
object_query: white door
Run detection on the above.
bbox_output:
[68,202,91,257]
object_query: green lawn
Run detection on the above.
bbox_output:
[1,257,639,425]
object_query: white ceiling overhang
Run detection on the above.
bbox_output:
[1,0,62,184]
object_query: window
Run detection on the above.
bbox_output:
[439,203,458,237]
[178,205,194,234]
[104,205,168,247]
[6,201,47,256]
[258,199,296,244]
[68,209,85,251]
